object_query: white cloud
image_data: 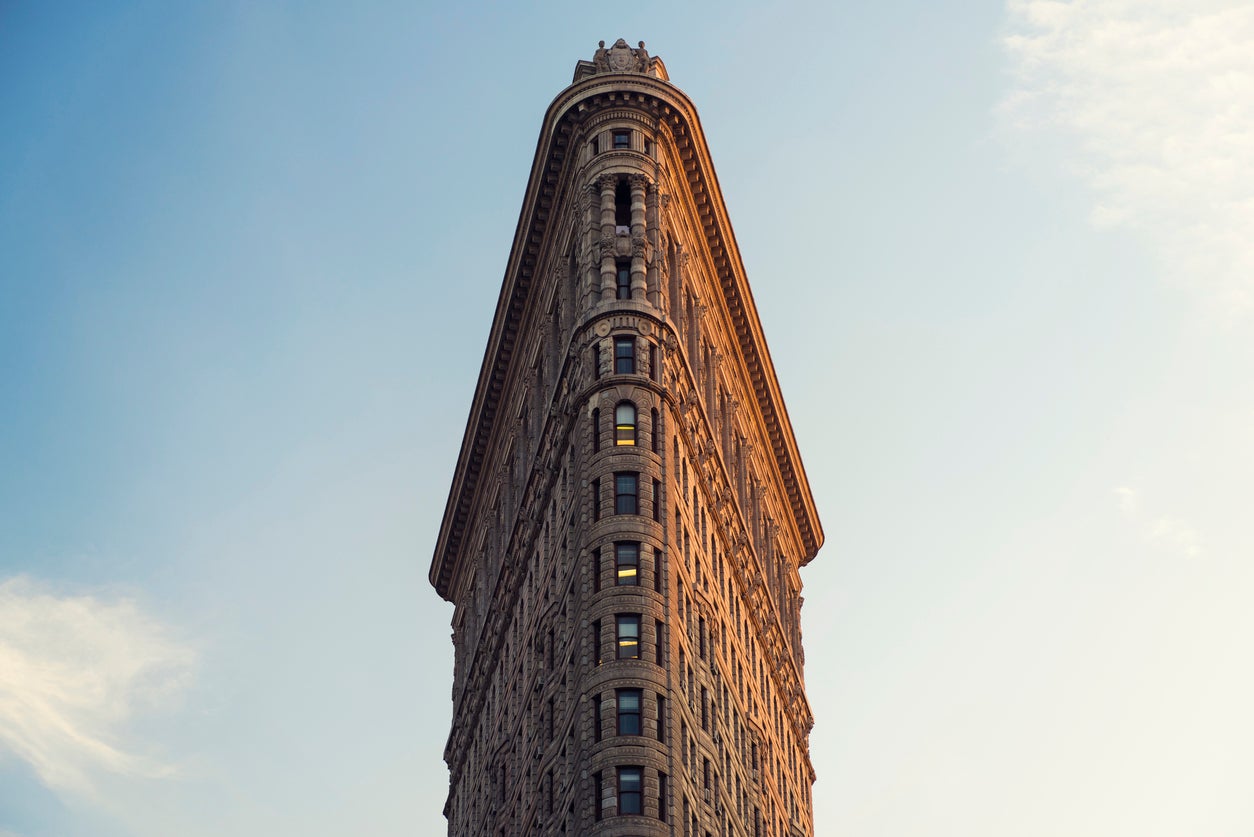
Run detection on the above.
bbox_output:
[1001,0,1254,313]
[1114,485,1203,559]
[0,576,195,798]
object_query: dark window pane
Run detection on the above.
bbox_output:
[617,689,641,735]
[618,767,642,815]
[614,337,635,374]
[615,472,638,514]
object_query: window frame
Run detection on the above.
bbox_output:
[614,336,635,374]
[614,472,638,515]
[617,766,643,815]
[615,401,637,446]
[616,260,631,300]
[616,614,641,660]
[615,541,639,586]
[616,688,642,735]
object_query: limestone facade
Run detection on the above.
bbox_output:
[430,40,824,837]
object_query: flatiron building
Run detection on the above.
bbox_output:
[431,39,824,837]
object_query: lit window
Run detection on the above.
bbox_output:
[616,689,642,735]
[615,472,638,514]
[617,614,640,659]
[618,766,642,815]
[614,337,635,374]
[615,402,637,445]
[615,542,639,585]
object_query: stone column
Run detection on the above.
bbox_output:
[584,183,601,311]
[629,174,648,300]
[598,174,618,301]
[646,182,661,307]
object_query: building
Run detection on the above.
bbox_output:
[430,39,824,837]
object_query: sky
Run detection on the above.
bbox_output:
[1,1,1251,835]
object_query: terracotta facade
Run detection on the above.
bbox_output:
[430,40,824,837]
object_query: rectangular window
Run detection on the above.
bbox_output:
[655,549,665,593]
[616,260,631,300]
[592,549,602,593]
[593,343,602,379]
[594,770,604,821]
[615,472,638,515]
[617,614,640,659]
[652,478,661,521]
[615,402,637,445]
[656,619,665,665]
[659,771,668,822]
[649,342,658,381]
[614,336,635,374]
[657,695,666,743]
[594,693,603,741]
[613,130,630,149]
[616,688,642,735]
[592,408,601,452]
[593,478,601,521]
[615,542,639,585]
[593,619,602,665]
[618,766,642,815]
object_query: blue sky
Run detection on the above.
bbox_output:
[1,2,1251,835]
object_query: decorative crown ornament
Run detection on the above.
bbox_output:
[593,38,652,75]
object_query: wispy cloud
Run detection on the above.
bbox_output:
[1000,0,1254,313]
[0,576,195,798]
[1114,485,1203,559]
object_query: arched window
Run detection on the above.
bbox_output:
[615,402,637,446]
